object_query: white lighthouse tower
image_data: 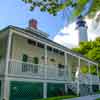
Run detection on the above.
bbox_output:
[76,16,88,44]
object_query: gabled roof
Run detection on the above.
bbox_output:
[0,25,98,65]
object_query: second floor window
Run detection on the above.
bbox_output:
[22,54,28,72]
[58,64,64,77]
[32,57,39,73]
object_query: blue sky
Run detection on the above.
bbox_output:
[0,0,100,48]
[0,0,65,38]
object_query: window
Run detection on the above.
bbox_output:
[50,58,55,62]
[58,64,64,76]
[53,48,59,53]
[59,51,64,56]
[27,39,36,46]
[37,42,44,48]
[47,46,52,51]
[32,57,39,73]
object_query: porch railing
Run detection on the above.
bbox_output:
[79,74,99,85]
[8,59,67,81]
[0,59,99,83]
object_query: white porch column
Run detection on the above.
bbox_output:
[43,83,47,98]
[44,45,48,65]
[43,44,47,98]
[1,80,10,100]
[76,57,80,96]
[1,32,12,100]
[67,53,71,82]
[64,52,68,93]
[64,52,67,80]
[88,62,93,94]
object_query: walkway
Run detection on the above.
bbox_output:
[64,94,100,100]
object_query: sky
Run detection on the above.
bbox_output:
[0,0,65,38]
[0,0,100,48]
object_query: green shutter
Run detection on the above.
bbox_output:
[22,54,28,62]
[32,57,39,64]
[22,54,28,72]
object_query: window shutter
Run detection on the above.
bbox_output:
[33,57,39,64]
[22,54,28,62]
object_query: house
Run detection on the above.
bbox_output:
[0,19,99,100]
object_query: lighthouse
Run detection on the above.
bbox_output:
[76,16,88,44]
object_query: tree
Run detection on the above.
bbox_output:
[86,48,100,63]
[22,0,100,17]
[72,37,100,75]
[73,37,100,62]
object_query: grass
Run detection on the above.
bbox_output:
[95,90,100,100]
[36,95,78,100]
[96,99,100,100]
[96,91,100,94]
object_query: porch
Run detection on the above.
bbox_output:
[0,59,99,84]
[0,59,99,99]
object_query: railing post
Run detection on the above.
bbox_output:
[1,31,12,100]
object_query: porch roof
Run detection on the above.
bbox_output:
[0,25,98,65]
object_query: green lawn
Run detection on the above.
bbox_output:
[96,91,100,94]
[95,90,100,100]
[36,95,78,100]
[96,99,100,100]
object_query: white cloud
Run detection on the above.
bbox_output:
[54,22,78,48]
[54,14,100,48]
